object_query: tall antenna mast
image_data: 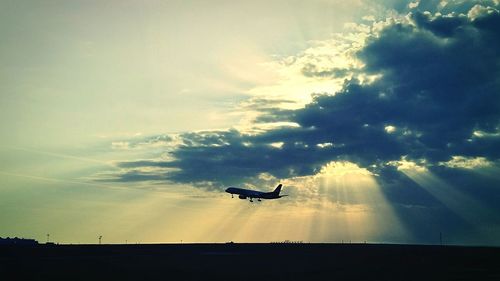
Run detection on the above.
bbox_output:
[99,235,102,245]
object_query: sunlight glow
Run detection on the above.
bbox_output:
[318,161,373,177]
[125,161,411,244]
[279,161,408,243]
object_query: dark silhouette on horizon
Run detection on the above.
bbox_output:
[1,243,500,280]
[0,237,38,245]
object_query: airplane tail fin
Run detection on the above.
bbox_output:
[273,184,283,195]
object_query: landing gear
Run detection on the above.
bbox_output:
[231,194,234,198]
[257,199,261,202]
[249,198,254,202]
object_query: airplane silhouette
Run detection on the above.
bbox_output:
[225,184,287,202]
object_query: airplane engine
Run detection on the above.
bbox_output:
[238,195,247,200]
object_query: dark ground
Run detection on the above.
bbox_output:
[1,243,500,281]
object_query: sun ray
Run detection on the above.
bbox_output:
[280,161,410,243]
[400,167,495,226]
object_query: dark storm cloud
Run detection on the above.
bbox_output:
[301,63,352,78]
[241,98,297,123]
[240,98,297,109]
[253,108,295,123]
[108,3,500,195]
[118,160,174,169]
[411,12,468,37]
[355,8,500,162]
[96,169,170,182]
[165,128,337,186]
[384,0,498,14]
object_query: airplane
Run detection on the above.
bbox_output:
[225,184,287,202]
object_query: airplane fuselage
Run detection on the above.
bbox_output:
[225,184,285,202]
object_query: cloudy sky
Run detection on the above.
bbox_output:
[1,0,500,245]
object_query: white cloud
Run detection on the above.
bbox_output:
[269,142,285,149]
[468,4,499,20]
[408,1,420,9]
[387,157,428,172]
[439,156,493,169]
[316,142,334,148]
[384,125,397,134]
[472,130,500,138]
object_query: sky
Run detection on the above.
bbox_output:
[1,0,500,245]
